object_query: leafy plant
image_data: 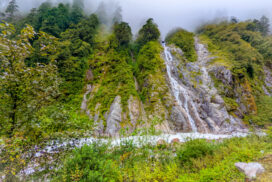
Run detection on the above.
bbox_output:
[166,28,197,62]
[177,139,216,166]
[54,143,121,182]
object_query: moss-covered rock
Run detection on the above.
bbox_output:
[166,28,197,62]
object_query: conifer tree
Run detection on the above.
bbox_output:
[137,18,161,46]
[259,15,270,36]
[5,0,18,21]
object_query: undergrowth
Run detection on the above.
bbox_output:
[45,134,272,182]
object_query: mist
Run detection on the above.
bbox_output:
[1,0,272,38]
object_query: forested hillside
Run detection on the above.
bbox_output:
[1,0,272,181]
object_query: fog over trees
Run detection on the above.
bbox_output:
[1,0,272,37]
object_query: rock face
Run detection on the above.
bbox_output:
[82,37,253,136]
[235,162,265,180]
[80,84,93,118]
[128,96,141,129]
[162,38,246,133]
[171,105,192,132]
[264,67,272,96]
[105,96,122,136]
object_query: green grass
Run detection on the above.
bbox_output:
[46,134,272,182]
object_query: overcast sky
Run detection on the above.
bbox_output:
[1,0,271,38]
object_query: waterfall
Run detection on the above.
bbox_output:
[163,43,198,132]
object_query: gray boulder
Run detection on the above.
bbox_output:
[235,162,265,180]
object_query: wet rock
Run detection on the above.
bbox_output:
[171,106,191,132]
[105,96,122,136]
[235,162,265,180]
[162,38,247,134]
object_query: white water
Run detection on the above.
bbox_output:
[18,131,251,176]
[194,38,245,128]
[33,132,250,158]
[16,41,255,177]
[163,43,198,132]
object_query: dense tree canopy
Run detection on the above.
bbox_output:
[113,22,132,47]
[137,18,161,46]
[0,23,61,135]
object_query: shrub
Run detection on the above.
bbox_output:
[113,22,132,47]
[249,96,272,127]
[177,139,215,166]
[166,28,197,62]
[54,143,121,182]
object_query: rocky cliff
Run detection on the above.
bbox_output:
[80,37,272,136]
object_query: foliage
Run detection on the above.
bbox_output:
[5,0,19,22]
[26,13,99,98]
[166,28,197,62]
[61,14,99,45]
[254,16,270,36]
[136,18,160,46]
[88,47,137,116]
[135,41,165,101]
[223,97,239,112]
[197,20,272,118]
[177,139,216,166]
[136,41,163,74]
[70,0,84,24]
[20,2,89,38]
[247,96,272,127]
[2,3,272,181]
[49,135,272,182]
[113,22,132,47]
[54,143,121,182]
[198,21,264,68]
[38,3,71,37]
[0,23,61,135]
[0,133,29,181]
[36,98,92,134]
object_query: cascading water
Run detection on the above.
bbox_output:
[163,38,247,134]
[163,43,198,132]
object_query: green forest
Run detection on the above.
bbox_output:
[0,0,272,181]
